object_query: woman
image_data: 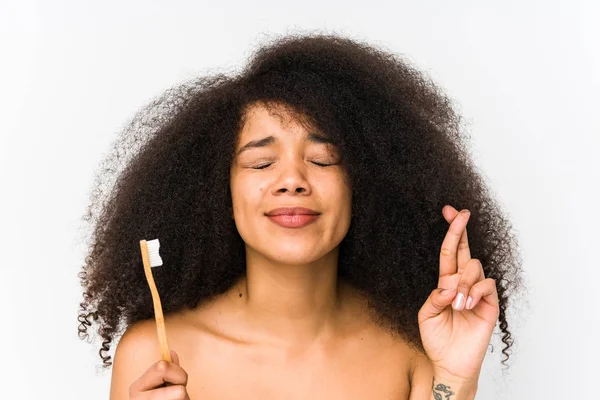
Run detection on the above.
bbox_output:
[78,33,524,399]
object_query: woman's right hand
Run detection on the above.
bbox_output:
[129,350,190,399]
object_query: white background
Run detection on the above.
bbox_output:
[1,1,598,398]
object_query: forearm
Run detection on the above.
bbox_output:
[429,373,478,400]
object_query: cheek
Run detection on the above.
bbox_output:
[230,176,246,214]
[319,179,352,228]
[231,175,265,212]
[327,177,351,206]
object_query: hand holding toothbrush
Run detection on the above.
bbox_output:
[128,349,190,399]
[130,239,190,398]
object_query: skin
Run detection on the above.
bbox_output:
[109,103,498,399]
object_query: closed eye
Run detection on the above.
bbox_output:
[311,161,335,167]
[251,161,337,169]
[252,163,273,170]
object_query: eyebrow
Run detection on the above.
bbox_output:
[236,133,334,155]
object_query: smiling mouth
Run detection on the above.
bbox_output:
[266,214,319,228]
[265,207,320,216]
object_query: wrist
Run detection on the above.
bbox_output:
[432,370,479,399]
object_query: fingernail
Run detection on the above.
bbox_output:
[453,292,465,310]
[466,296,473,309]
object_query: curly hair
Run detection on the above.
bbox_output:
[77,32,525,370]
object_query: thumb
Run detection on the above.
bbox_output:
[170,350,180,365]
[419,288,457,322]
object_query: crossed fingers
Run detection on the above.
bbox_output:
[439,205,498,312]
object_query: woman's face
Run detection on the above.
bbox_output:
[230,103,352,265]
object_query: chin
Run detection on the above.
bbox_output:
[255,240,336,266]
[270,253,324,265]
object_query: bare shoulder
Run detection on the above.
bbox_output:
[109,302,222,398]
[109,318,165,399]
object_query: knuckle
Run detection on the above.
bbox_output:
[457,282,471,291]
[155,360,169,374]
[468,259,482,273]
[440,247,455,256]
[468,258,481,267]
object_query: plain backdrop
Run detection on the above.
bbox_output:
[1,1,598,398]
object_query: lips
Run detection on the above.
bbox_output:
[265,207,320,228]
[265,207,320,216]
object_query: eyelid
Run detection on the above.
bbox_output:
[242,151,341,169]
[311,161,337,167]
[249,160,275,169]
[252,163,272,169]
[248,160,337,169]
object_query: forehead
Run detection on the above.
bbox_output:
[239,102,317,139]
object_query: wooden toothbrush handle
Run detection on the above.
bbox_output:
[139,240,172,363]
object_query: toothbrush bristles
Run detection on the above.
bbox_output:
[146,238,164,267]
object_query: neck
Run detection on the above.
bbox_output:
[234,247,343,346]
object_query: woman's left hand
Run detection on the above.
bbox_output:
[417,205,500,383]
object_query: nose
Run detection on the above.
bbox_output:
[271,160,311,196]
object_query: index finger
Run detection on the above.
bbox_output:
[439,208,471,280]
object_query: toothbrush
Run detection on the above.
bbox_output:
[139,238,172,363]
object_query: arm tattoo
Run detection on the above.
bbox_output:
[432,377,455,399]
